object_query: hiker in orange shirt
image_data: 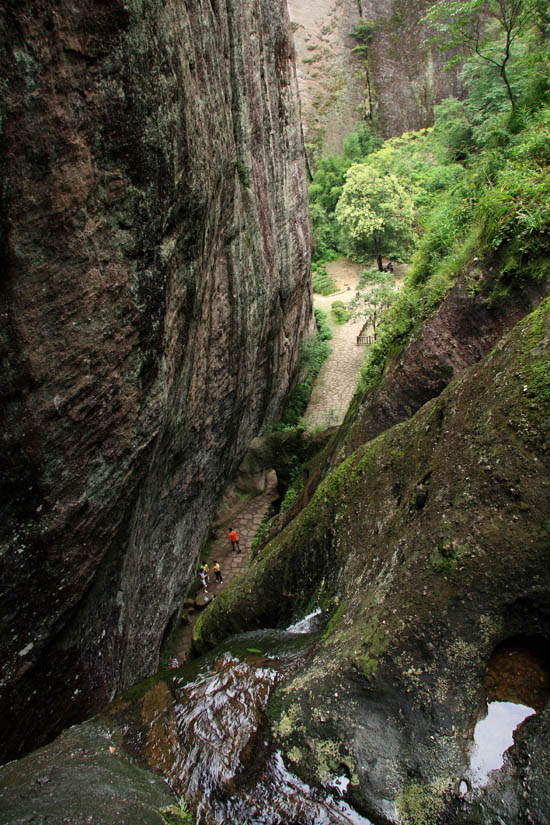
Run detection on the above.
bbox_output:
[228,528,240,553]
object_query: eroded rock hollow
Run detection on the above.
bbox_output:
[0,0,312,763]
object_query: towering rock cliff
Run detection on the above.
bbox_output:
[0,0,312,763]
[288,0,463,156]
[287,0,365,155]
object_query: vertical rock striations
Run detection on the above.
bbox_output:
[288,0,463,153]
[0,0,312,762]
[287,0,366,155]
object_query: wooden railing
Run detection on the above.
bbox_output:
[357,323,373,346]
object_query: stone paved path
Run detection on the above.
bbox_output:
[173,471,279,661]
[303,258,367,430]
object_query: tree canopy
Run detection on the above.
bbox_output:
[423,0,533,109]
[335,165,415,269]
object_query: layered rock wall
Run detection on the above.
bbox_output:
[287,0,365,155]
[0,0,312,762]
[334,273,550,464]
[288,0,464,154]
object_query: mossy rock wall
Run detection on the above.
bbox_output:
[194,298,550,822]
[334,269,550,467]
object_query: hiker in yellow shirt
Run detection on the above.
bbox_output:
[213,561,224,584]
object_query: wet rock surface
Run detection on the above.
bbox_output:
[0,0,312,762]
[2,296,549,822]
[0,721,175,825]
[0,625,373,825]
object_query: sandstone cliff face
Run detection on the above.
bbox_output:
[288,0,463,154]
[287,0,365,155]
[364,0,464,138]
[0,0,312,762]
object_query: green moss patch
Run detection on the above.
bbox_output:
[396,778,452,825]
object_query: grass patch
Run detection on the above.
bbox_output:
[312,262,338,295]
[251,503,277,554]
[159,799,193,825]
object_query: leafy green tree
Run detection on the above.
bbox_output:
[364,128,463,219]
[308,125,382,259]
[309,154,348,213]
[432,98,474,160]
[336,164,415,269]
[423,0,533,110]
[342,122,381,160]
[347,269,398,339]
[308,153,348,258]
[310,202,339,262]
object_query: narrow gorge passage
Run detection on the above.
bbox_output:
[2,0,550,820]
[175,258,375,662]
[173,473,279,663]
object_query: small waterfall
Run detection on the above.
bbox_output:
[285,607,323,634]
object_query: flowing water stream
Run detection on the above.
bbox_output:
[167,631,550,821]
[132,610,374,824]
[7,614,549,823]
[115,620,550,824]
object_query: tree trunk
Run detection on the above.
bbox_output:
[302,125,314,181]
[501,64,516,111]
[365,63,373,121]
[501,30,516,111]
[377,254,383,271]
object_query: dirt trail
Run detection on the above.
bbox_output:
[303,258,367,430]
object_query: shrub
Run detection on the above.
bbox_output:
[251,504,277,553]
[331,300,350,324]
[280,486,298,512]
[314,306,333,341]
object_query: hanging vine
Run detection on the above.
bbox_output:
[350,19,378,121]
